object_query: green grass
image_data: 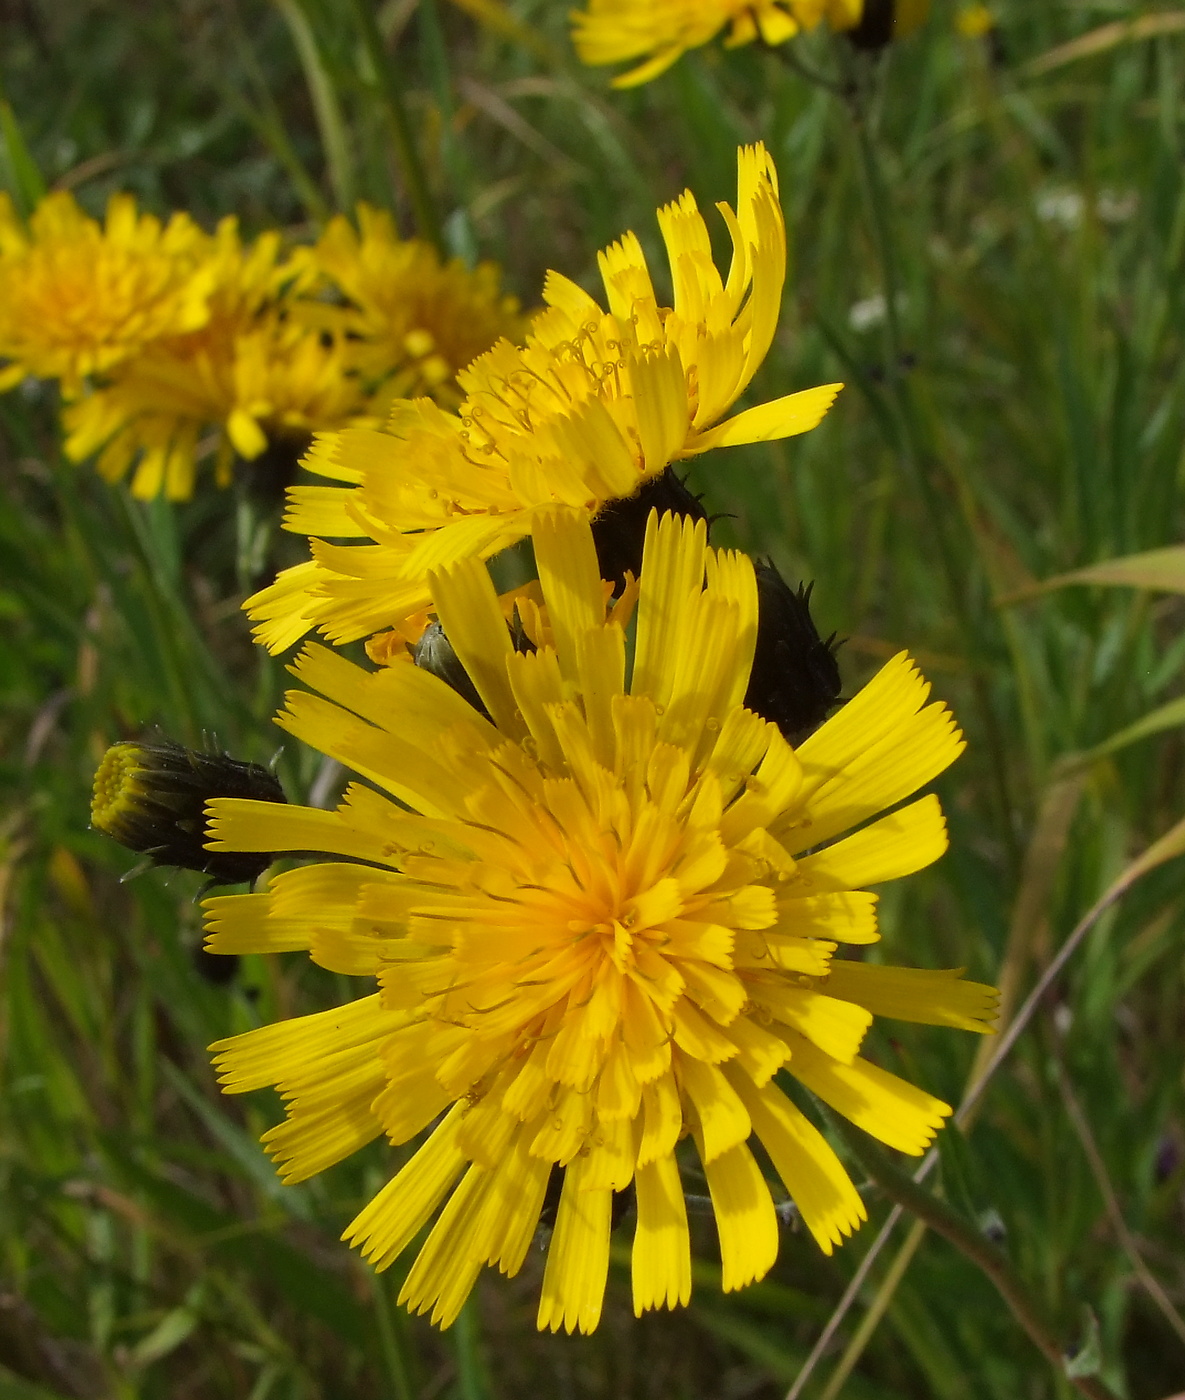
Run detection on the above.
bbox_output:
[3,1,1185,1396]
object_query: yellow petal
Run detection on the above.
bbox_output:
[632,1153,691,1315]
[686,383,842,454]
[699,1138,778,1291]
[773,891,880,945]
[398,1162,488,1327]
[793,794,949,892]
[678,1055,751,1162]
[200,795,395,868]
[202,891,317,956]
[733,1077,865,1254]
[532,506,605,687]
[261,1055,388,1182]
[430,554,523,736]
[537,1154,613,1334]
[633,510,709,710]
[784,1029,951,1155]
[637,1070,682,1167]
[284,485,371,537]
[343,1103,467,1270]
[474,1136,552,1275]
[210,993,400,1092]
[825,961,1000,1033]
[785,653,965,853]
[749,983,871,1063]
[227,407,268,460]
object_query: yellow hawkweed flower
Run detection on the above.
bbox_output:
[572,0,860,87]
[206,509,996,1332]
[955,3,993,39]
[571,0,932,83]
[62,219,367,500]
[299,203,525,408]
[0,190,212,394]
[245,144,841,652]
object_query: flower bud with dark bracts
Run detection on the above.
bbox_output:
[591,467,708,590]
[91,740,286,887]
[744,561,842,741]
[414,616,536,719]
[414,621,491,717]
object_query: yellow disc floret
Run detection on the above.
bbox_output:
[91,743,151,840]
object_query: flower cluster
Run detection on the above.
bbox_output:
[571,0,931,88]
[0,192,522,499]
[175,143,997,1332]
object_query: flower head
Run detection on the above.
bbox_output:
[92,739,286,886]
[62,218,369,500]
[0,190,212,393]
[207,509,995,1332]
[245,144,841,652]
[571,0,861,87]
[298,203,526,408]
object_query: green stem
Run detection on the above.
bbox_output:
[349,0,443,251]
[370,1271,416,1400]
[833,1117,1117,1400]
[418,0,477,264]
[452,1298,487,1400]
[272,0,356,212]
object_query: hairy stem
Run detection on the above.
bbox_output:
[833,1117,1117,1400]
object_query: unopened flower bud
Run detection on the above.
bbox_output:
[745,562,842,741]
[414,617,536,718]
[91,739,286,886]
[591,467,708,589]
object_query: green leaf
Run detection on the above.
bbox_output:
[0,98,45,217]
[1063,1307,1103,1379]
[1075,695,1185,766]
[104,1142,372,1352]
[1005,545,1185,602]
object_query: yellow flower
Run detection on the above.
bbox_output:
[0,190,212,394]
[245,144,841,652]
[62,219,368,500]
[299,203,525,408]
[572,0,861,87]
[206,509,996,1332]
[955,3,993,39]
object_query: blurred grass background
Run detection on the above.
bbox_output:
[2,0,1185,1395]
